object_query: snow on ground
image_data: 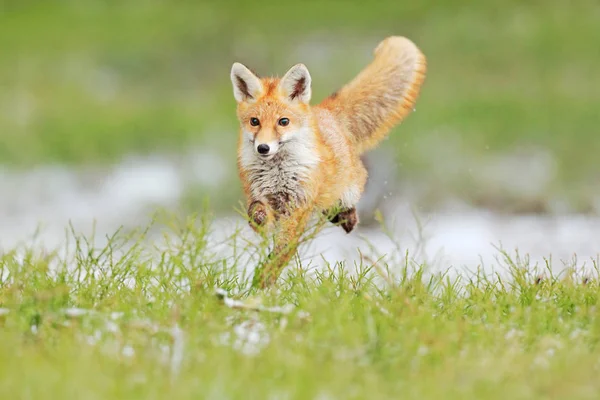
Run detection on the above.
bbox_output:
[0,152,598,281]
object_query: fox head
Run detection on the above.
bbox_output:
[230,62,312,160]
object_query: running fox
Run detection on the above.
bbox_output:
[230,36,426,288]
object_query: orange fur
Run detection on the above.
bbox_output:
[320,36,427,154]
[230,36,427,288]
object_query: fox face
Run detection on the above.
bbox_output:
[230,62,313,160]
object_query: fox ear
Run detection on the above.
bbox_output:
[279,63,311,104]
[230,62,263,103]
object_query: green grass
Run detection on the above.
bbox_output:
[1,0,600,212]
[1,212,599,399]
[2,3,599,396]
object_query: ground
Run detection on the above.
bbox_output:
[0,214,599,399]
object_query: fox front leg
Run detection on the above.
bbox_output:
[252,206,312,289]
[247,200,272,232]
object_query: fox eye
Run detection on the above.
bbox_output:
[278,118,290,126]
[250,117,260,126]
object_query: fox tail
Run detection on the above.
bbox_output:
[321,36,427,154]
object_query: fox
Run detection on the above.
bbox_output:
[230,36,426,288]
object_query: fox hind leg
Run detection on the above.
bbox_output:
[326,206,359,233]
[325,174,366,233]
[323,199,360,234]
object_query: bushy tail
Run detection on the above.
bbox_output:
[321,36,426,154]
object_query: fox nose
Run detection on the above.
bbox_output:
[257,144,270,155]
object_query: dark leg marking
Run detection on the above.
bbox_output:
[267,192,295,219]
[248,200,267,227]
[325,207,358,233]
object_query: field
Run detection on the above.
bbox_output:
[1,1,600,398]
[1,217,599,399]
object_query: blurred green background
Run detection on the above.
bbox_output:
[1,0,599,215]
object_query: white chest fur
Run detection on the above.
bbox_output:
[239,130,320,207]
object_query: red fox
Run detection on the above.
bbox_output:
[230,36,426,288]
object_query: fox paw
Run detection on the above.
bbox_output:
[328,207,358,233]
[248,201,268,229]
